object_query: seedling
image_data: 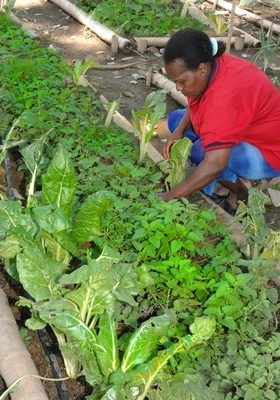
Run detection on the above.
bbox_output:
[210,13,228,35]
[164,137,193,190]
[131,89,167,162]
[65,59,98,85]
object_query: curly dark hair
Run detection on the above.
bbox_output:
[163,28,226,70]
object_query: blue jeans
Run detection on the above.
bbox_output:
[168,109,280,196]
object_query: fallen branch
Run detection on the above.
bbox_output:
[92,58,161,70]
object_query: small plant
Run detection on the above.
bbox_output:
[252,25,280,72]
[164,137,193,190]
[132,89,167,162]
[210,13,228,35]
[64,59,98,85]
[78,0,205,36]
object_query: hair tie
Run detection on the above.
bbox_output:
[210,38,218,56]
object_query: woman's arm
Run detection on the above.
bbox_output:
[158,147,232,201]
[163,109,191,160]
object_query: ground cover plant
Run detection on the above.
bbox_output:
[1,12,280,400]
[77,0,205,36]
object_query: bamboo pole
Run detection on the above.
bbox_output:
[206,0,280,35]
[134,34,259,48]
[49,0,132,53]
[0,288,48,400]
[226,0,237,53]
[151,72,188,108]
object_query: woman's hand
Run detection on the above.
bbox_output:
[163,128,184,160]
[155,191,173,202]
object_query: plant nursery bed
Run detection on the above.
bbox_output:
[1,1,280,399]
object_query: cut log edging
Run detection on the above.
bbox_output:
[49,0,132,54]
[0,287,49,400]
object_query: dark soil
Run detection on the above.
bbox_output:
[1,0,280,398]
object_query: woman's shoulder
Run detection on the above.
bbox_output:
[217,53,277,89]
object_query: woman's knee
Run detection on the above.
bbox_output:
[168,109,186,132]
[190,139,205,164]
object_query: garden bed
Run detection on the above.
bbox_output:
[1,1,280,399]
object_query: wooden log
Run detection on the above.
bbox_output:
[151,72,188,107]
[233,26,261,48]
[49,0,132,53]
[0,288,48,400]
[133,36,170,48]
[134,34,257,49]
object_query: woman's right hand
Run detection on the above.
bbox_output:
[162,128,184,160]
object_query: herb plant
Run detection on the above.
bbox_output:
[78,0,205,36]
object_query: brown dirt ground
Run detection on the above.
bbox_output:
[1,1,280,399]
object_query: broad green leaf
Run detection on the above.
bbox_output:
[264,389,277,400]
[0,200,22,239]
[46,310,95,341]
[0,236,21,258]
[219,316,236,330]
[20,130,49,173]
[96,314,120,376]
[60,248,120,284]
[16,246,67,300]
[73,191,113,244]
[121,313,176,372]
[267,287,278,304]
[33,205,71,233]
[215,283,230,298]
[170,240,183,253]
[148,376,220,400]
[40,230,73,264]
[128,340,184,399]
[65,281,116,318]
[42,144,77,215]
[100,387,126,400]
[165,138,193,189]
[189,317,216,343]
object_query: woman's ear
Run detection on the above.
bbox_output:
[198,63,208,76]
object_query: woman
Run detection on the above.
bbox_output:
[157,28,280,215]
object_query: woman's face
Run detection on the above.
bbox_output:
[165,58,211,99]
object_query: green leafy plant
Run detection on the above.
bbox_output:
[78,0,205,36]
[64,59,98,85]
[132,90,167,162]
[252,24,280,72]
[210,13,228,35]
[164,137,193,190]
[0,144,114,377]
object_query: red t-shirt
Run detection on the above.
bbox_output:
[188,53,280,171]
